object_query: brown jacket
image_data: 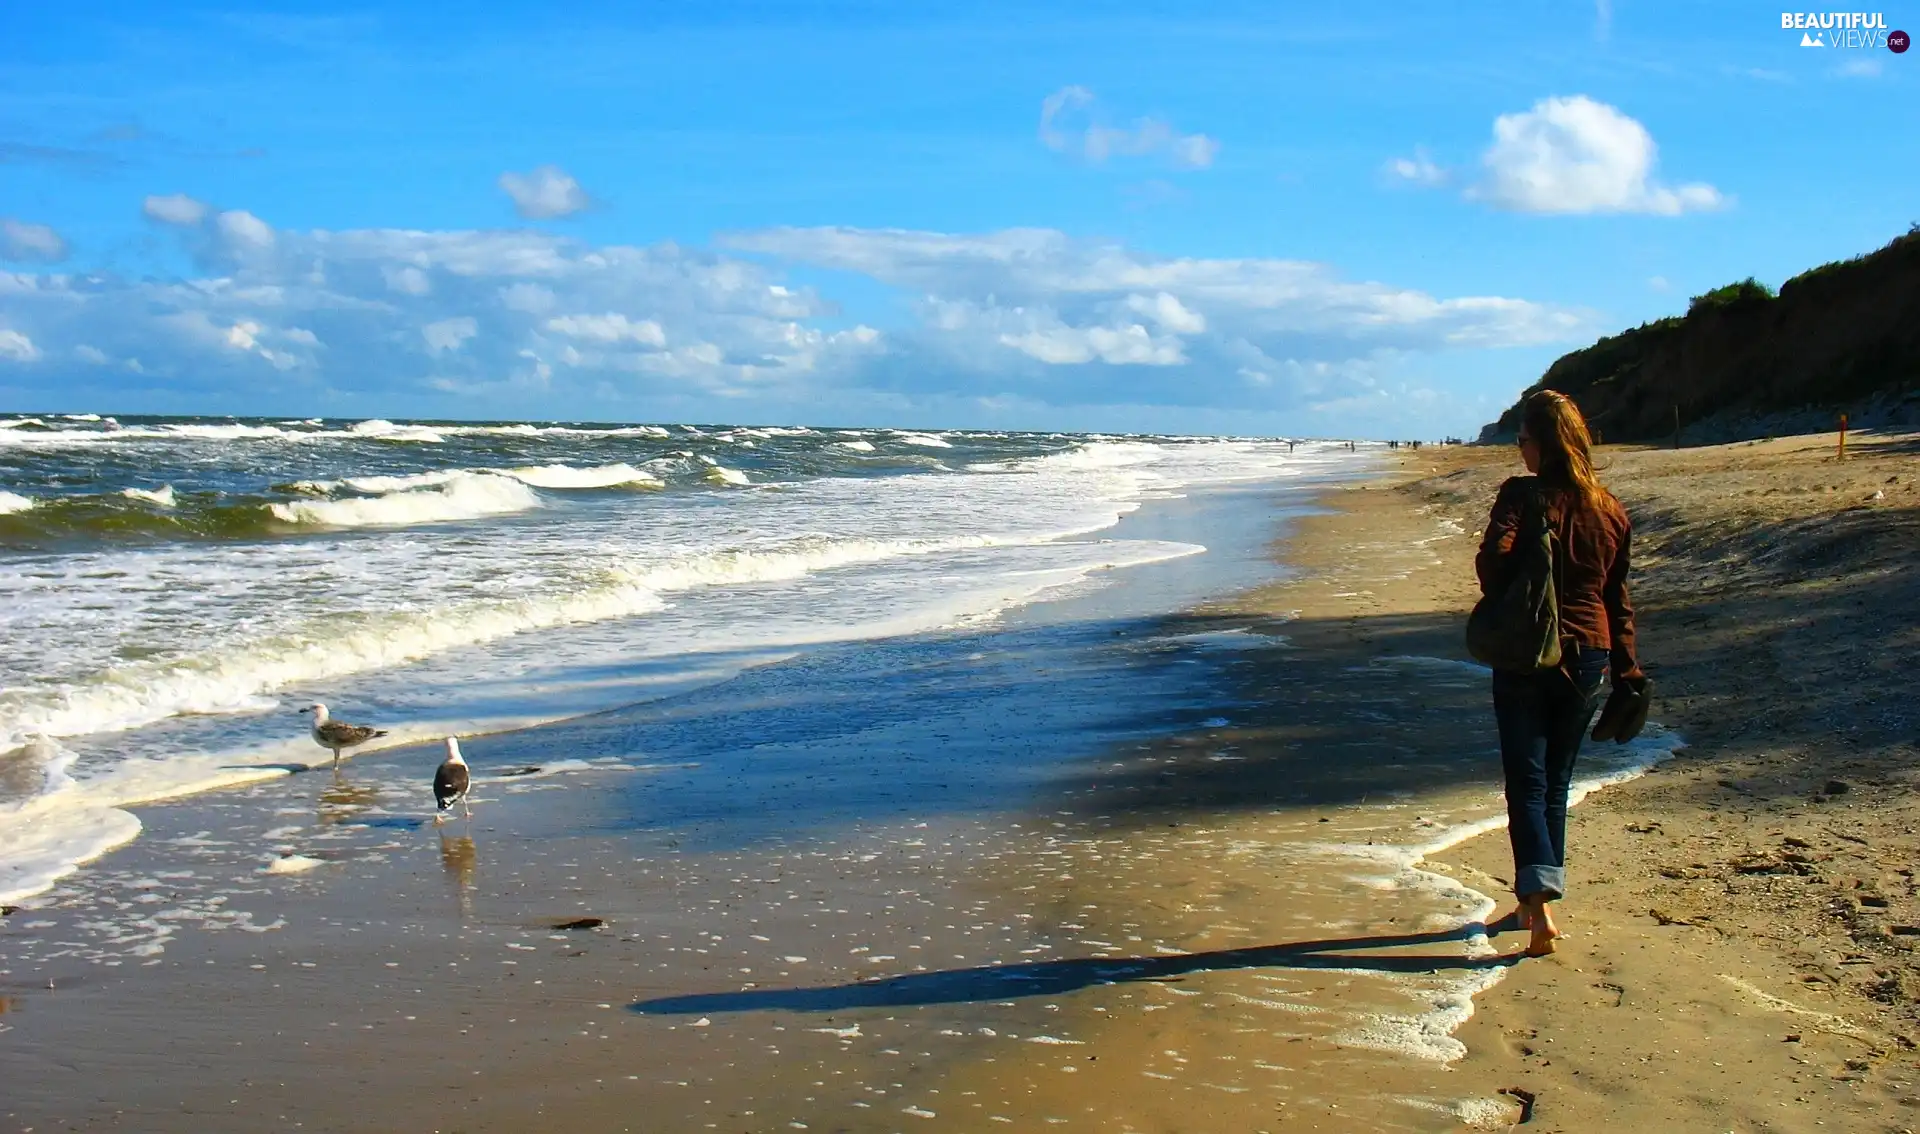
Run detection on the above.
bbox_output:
[1475,475,1641,680]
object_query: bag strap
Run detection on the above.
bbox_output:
[1532,479,1570,639]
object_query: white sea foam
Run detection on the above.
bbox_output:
[348,418,447,443]
[0,490,33,514]
[891,432,953,448]
[501,463,663,490]
[0,432,1358,906]
[0,568,672,751]
[704,463,752,486]
[298,463,662,496]
[837,440,876,452]
[1336,966,1510,1062]
[0,800,143,906]
[263,854,329,875]
[121,485,178,508]
[158,423,291,441]
[0,531,1083,754]
[1309,687,1687,1064]
[269,473,541,527]
[967,440,1165,474]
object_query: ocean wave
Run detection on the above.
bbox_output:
[348,419,447,443]
[292,462,663,496]
[0,531,1001,756]
[623,533,991,595]
[497,463,663,489]
[120,485,178,508]
[157,423,292,442]
[891,432,953,448]
[0,490,34,514]
[0,417,703,449]
[836,440,877,452]
[268,472,541,528]
[0,493,290,540]
[965,439,1167,474]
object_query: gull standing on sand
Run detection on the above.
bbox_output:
[298,703,387,766]
[434,737,472,821]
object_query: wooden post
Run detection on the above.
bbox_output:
[1672,404,1681,449]
[1839,413,1848,460]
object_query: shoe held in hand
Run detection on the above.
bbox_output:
[1591,675,1652,744]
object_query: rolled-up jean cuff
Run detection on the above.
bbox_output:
[1514,865,1565,901]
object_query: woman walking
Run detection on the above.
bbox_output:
[1476,390,1645,957]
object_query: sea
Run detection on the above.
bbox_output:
[0,413,1349,906]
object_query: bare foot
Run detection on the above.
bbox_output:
[1525,901,1561,957]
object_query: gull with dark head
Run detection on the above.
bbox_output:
[434,737,472,821]
[298,703,387,766]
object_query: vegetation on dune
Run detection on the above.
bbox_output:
[1481,227,1920,444]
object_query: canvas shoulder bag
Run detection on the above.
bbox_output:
[1465,480,1563,672]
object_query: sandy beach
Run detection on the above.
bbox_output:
[5,431,1918,1132]
[902,430,1920,1132]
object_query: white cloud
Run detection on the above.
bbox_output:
[0,329,40,362]
[422,317,478,352]
[0,213,868,407]
[499,282,556,313]
[1001,323,1186,366]
[138,196,284,267]
[498,165,591,219]
[143,193,211,226]
[215,210,276,255]
[1039,87,1219,171]
[1125,292,1206,333]
[225,320,262,351]
[545,312,667,346]
[1,206,1585,427]
[722,226,1587,409]
[384,265,431,295]
[1835,57,1884,78]
[1383,147,1448,187]
[1474,96,1723,215]
[1,218,69,262]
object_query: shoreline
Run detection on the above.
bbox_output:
[6,431,1918,1130]
[0,447,1355,911]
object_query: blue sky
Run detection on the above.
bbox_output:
[0,1,1913,436]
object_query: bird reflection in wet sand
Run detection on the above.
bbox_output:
[440,831,477,918]
[317,768,380,826]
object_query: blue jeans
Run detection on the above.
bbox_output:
[1492,647,1608,901]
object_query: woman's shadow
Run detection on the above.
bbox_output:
[631,920,1521,1017]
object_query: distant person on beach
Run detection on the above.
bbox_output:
[1476,390,1643,957]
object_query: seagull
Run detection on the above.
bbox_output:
[298,702,387,766]
[434,737,472,821]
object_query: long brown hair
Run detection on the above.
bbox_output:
[1522,390,1603,505]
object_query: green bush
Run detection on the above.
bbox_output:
[1687,277,1775,315]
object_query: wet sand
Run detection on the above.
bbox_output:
[7,432,1919,1132]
